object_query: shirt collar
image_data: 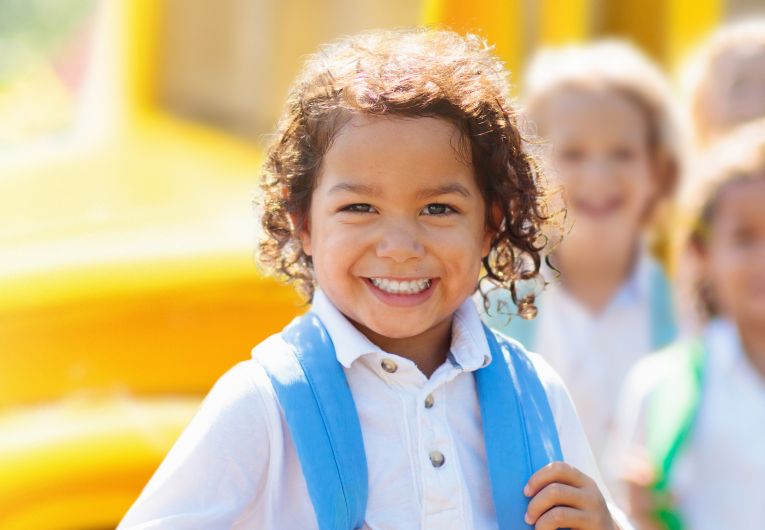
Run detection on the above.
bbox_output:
[310,288,492,372]
[704,317,746,376]
[612,250,654,306]
[311,288,386,368]
[545,248,656,312]
[450,294,494,371]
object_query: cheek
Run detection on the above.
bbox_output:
[619,162,656,208]
[430,223,487,270]
[628,177,656,206]
[707,247,748,300]
[316,230,362,263]
[306,219,364,270]
[551,163,579,188]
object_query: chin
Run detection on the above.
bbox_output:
[367,321,428,340]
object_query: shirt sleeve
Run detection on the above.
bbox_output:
[117,361,273,529]
[601,353,667,510]
[528,351,636,530]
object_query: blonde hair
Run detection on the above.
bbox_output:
[680,18,765,148]
[523,40,684,199]
[674,119,765,327]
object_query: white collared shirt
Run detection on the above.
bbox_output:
[119,289,632,530]
[605,318,765,529]
[531,253,657,463]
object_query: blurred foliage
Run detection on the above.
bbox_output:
[0,0,95,85]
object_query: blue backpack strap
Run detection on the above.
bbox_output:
[254,312,367,530]
[477,324,564,530]
[648,260,678,351]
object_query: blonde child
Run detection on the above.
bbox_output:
[605,121,765,530]
[118,29,632,530]
[481,41,682,466]
[681,18,765,149]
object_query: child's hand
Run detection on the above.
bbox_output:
[622,478,665,530]
[620,451,673,530]
[524,462,618,530]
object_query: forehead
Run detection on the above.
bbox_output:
[538,87,650,143]
[317,114,475,191]
[713,176,765,226]
[714,45,765,74]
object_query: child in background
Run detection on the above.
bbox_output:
[681,19,765,149]
[605,121,765,530]
[118,29,631,530]
[481,42,682,467]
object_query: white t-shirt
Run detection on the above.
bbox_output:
[119,289,632,530]
[532,253,657,464]
[605,318,765,529]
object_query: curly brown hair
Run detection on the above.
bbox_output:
[255,28,560,316]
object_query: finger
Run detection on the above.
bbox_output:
[624,481,655,516]
[619,448,656,487]
[525,482,588,525]
[630,513,664,530]
[524,461,593,497]
[533,506,589,530]
[624,480,677,516]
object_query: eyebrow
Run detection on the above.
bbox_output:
[327,182,381,196]
[415,183,472,200]
[327,181,472,199]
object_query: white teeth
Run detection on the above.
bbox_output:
[370,277,431,294]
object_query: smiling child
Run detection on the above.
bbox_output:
[483,42,682,468]
[118,29,631,530]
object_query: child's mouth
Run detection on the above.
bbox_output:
[573,196,624,218]
[369,277,432,294]
[364,277,437,307]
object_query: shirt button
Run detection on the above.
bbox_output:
[381,358,398,373]
[429,450,445,468]
[424,393,434,409]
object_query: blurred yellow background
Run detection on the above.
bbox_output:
[0,0,759,528]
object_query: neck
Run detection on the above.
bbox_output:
[553,238,640,314]
[736,319,765,380]
[352,317,453,378]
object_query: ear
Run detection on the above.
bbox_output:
[688,235,708,268]
[482,202,503,258]
[290,212,313,256]
[653,150,678,197]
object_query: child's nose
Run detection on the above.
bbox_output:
[376,222,426,263]
[583,159,613,181]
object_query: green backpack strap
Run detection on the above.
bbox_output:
[646,338,706,530]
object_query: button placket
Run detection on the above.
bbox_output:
[418,386,462,519]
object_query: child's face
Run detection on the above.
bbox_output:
[299,115,493,343]
[540,89,658,248]
[706,47,765,138]
[701,176,765,327]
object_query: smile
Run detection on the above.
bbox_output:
[573,196,624,217]
[368,277,432,295]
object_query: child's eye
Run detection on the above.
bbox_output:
[421,203,456,216]
[611,147,637,162]
[558,147,584,163]
[733,228,758,247]
[341,203,377,213]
